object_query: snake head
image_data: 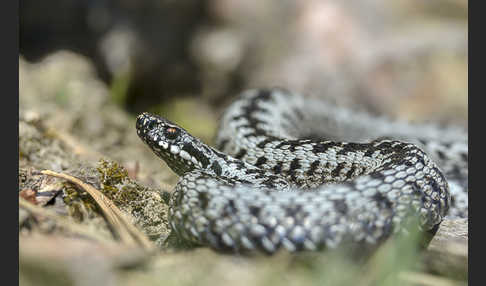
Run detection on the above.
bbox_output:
[136,112,211,175]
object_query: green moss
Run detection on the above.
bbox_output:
[94,159,171,246]
[95,158,142,205]
[97,159,129,187]
[62,182,98,222]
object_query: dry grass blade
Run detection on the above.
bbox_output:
[40,170,155,251]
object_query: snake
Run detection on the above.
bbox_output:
[136,88,468,253]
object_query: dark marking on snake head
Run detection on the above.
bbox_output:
[183,143,210,168]
[210,161,222,176]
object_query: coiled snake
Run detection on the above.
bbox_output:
[136,88,468,253]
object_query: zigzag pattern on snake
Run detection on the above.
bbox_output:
[136,88,468,253]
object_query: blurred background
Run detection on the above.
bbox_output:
[20,0,467,123]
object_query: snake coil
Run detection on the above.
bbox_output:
[136,88,468,253]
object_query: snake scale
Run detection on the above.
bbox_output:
[136,88,468,253]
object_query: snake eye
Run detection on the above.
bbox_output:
[165,127,180,140]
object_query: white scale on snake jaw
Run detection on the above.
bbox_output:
[136,88,467,253]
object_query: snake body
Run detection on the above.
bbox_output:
[136,88,468,253]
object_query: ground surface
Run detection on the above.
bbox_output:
[18,50,467,286]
